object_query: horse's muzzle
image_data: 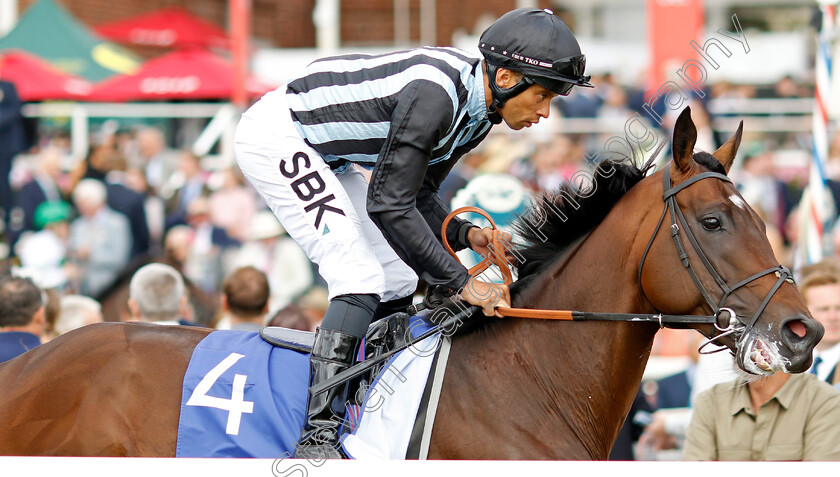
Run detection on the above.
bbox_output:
[780,315,824,373]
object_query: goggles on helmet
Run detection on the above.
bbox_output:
[480,44,593,96]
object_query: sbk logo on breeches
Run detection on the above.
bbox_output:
[280,152,346,229]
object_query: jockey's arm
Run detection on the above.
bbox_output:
[366,81,471,294]
[366,82,509,315]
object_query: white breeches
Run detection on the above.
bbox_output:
[233,89,418,302]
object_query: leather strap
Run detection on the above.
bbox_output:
[441,206,514,285]
[441,207,576,320]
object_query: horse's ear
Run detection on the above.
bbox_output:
[671,107,696,174]
[712,120,743,175]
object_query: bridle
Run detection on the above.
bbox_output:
[638,164,794,352]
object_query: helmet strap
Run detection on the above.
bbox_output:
[485,63,533,124]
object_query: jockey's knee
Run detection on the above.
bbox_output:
[320,293,380,339]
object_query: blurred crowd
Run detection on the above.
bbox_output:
[2,70,840,460]
[1,77,325,335]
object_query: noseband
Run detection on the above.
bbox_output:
[638,164,794,352]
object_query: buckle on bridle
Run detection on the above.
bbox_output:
[714,307,739,332]
[698,307,744,355]
[775,270,795,284]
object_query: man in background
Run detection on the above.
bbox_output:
[682,369,840,461]
[800,260,840,387]
[218,266,270,331]
[0,275,45,363]
[68,178,132,298]
[126,263,188,325]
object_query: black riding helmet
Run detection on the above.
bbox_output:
[480,8,593,119]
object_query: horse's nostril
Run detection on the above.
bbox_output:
[781,316,824,354]
[787,320,807,339]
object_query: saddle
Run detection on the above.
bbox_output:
[259,311,412,359]
[259,311,415,394]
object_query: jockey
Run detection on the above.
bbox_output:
[233,7,592,458]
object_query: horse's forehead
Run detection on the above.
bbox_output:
[727,193,749,211]
[679,174,736,204]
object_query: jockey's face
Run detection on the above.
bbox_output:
[492,69,557,130]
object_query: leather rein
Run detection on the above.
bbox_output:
[441,165,793,351]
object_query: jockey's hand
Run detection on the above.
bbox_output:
[468,227,515,265]
[459,276,510,318]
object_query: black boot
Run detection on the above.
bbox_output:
[294,328,359,459]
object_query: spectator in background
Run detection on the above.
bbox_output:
[133,126,178,194]
[0,80,29,229]
[124,166,166,255]
[555,74,603,118]
[0,275,45,363]
[232,210,313,313]
[8,146,64,251]
[126,262,188,326]
[161,151,209,228]
[16,200,73,291]
[208,166,257,243]
[638,333,707,459]
[217,266,270,332]
[598,78,633,121]
[733,141,796,239]
[267,303,315,332]
[609,387,656,461]
[66,139,117,192]
[682,369,840,461]
[771,75,803,99]
[54,294,102,337]
[178,197,239,296]
[511,135,585,192]
[800,259,840,387]
[68,179,132,298]
[100,150,151,260]
[163,224,192,271]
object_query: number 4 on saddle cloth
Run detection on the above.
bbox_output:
[175,305,465,459]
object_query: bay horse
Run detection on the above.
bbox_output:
[0,108,823,458]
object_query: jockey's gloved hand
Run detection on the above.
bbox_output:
[468,227,517,266]
[459,276,510,318]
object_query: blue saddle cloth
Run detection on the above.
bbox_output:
[176,331,308,458]
[176,316,438,458]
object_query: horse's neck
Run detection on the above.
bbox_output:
[442,187,660,459]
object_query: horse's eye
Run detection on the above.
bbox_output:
[702,217,721,231]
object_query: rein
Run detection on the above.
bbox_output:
[440,206,717,328]
[442,165,792,349]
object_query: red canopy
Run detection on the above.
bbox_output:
[0,49,92,101]
[93,7,229,50]
[88,49,275,102]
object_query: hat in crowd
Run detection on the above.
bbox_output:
[250,210,285,241]
[34,201,73,230]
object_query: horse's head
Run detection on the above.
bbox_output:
[639,107,823,375]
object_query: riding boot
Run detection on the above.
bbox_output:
[294,328,360,459]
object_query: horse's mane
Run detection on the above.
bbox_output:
[510,159,652,285]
